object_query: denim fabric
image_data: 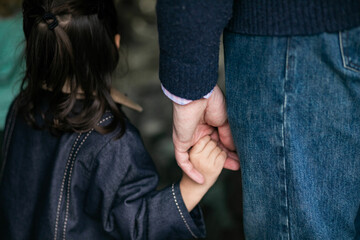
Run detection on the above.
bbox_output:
[0,130,3,173]
[224,26,360,239]
[0,92,205,240]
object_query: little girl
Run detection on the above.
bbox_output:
[0,0,227,239]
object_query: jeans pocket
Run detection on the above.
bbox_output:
[339,26,360,73]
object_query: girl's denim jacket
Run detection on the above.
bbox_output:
[0,97,205,240]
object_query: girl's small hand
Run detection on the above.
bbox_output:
[189,135,227,187]
[179,135,227,212]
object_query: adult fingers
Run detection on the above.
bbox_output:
[205,86,228,127]
[173,124,214,156]
[209,130,219,142]
[218,121,236,151]
[175,150,205,184]
[217,141,240,171]
[224,157,240,171]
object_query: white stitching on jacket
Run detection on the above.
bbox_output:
[62,130,93,240]
[171,183,197,239]
[54,133,82,240]
[60,116,113,240]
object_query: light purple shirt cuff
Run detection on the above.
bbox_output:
[161,84,213,105]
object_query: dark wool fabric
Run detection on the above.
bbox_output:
[157,0,360,100]
[229,0,360,36]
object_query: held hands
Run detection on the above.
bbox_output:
[173,85,240,184]
[188,136,226,186]
[180,136,227,211]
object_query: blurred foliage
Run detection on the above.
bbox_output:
[0,0,22,17]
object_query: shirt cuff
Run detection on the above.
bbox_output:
[161,84,213,105]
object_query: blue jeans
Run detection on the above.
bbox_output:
[224,27,360,239]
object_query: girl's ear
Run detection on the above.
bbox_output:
[115,34,121,49]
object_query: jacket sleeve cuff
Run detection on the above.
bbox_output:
[159,53,219,101]
[170,183,206,239]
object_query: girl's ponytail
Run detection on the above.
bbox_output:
[19,0,125,136]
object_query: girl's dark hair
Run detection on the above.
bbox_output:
[19,0,125,136]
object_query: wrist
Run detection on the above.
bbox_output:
[172,97,207,109]
[179,174,211,212]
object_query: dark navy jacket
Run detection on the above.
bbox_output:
[0,94,205,240]
[157,0,360,100]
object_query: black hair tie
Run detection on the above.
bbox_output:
[42,12,58,30]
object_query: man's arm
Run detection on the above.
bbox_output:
[157,0,239,184]
[157,0,233,100]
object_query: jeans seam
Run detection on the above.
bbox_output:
[281,37,291,240]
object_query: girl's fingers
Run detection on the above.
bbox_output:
[216,150,227,166]
[202,139,218,157]
[190,135,211,155]
[207,143,222,164]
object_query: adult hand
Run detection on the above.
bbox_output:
[173,85,240,184]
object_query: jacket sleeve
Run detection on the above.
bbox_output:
[85,123,205,240]
[157,0,233,100]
